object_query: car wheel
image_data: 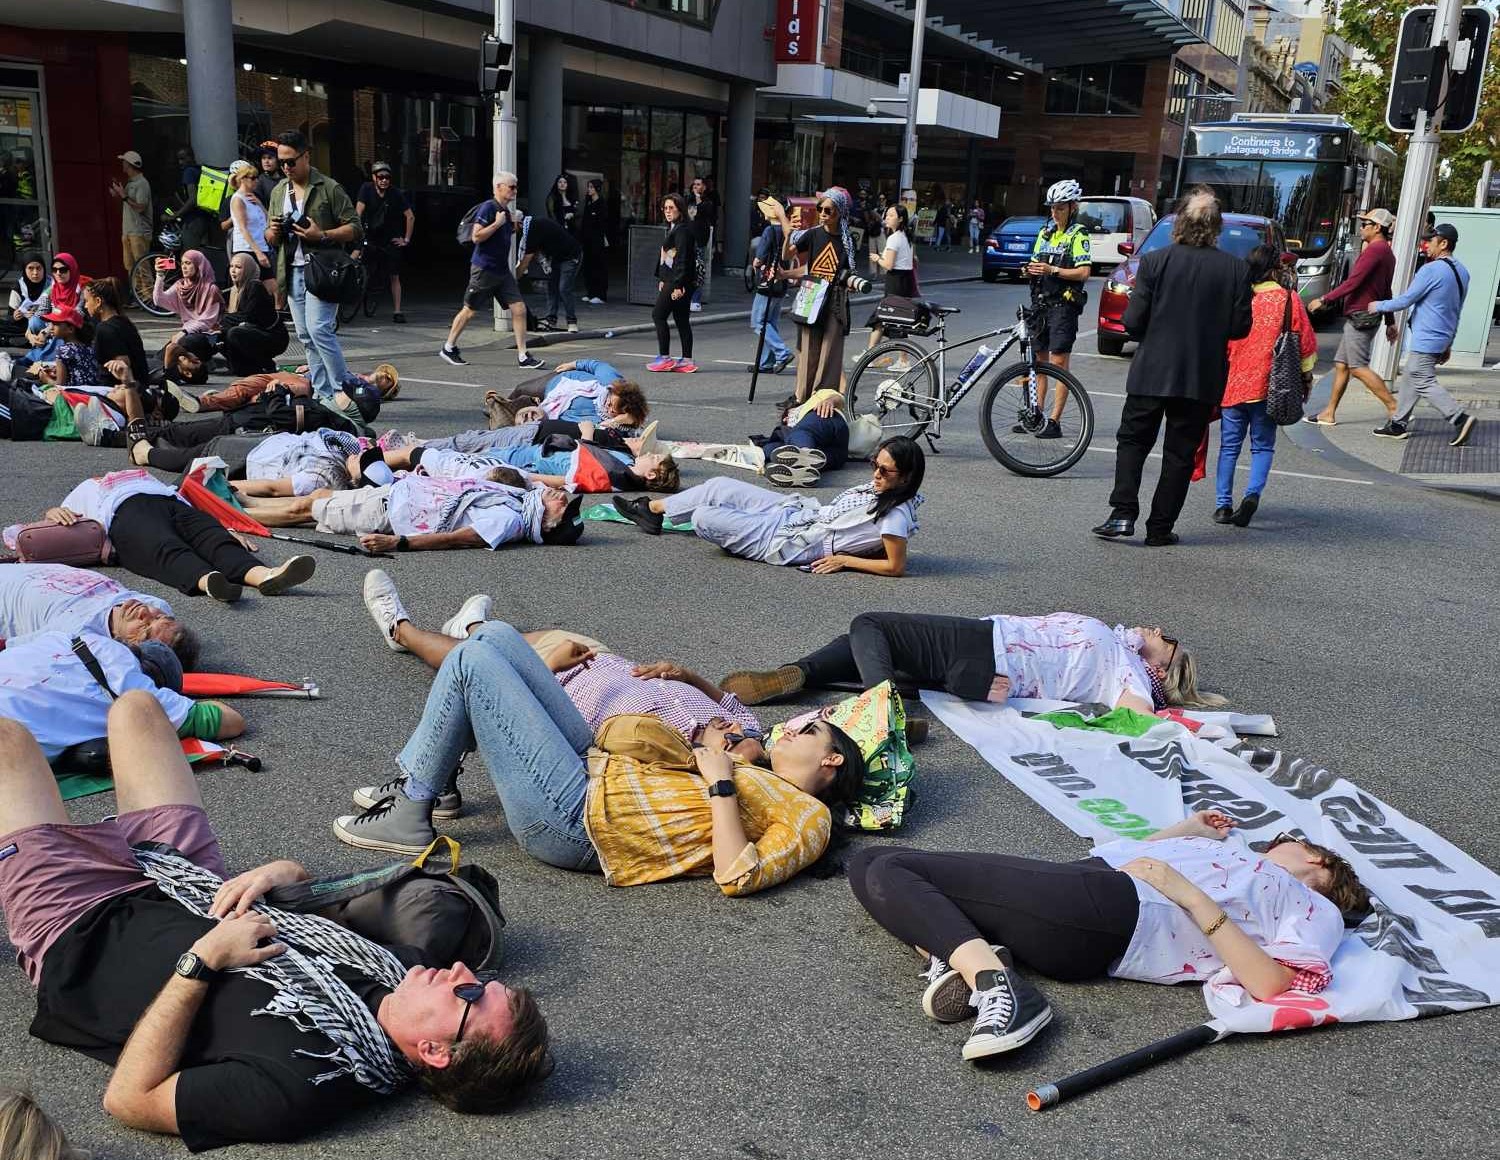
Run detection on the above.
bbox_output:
[1097,334,1125,357]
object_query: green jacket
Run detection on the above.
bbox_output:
[267,168,362,285]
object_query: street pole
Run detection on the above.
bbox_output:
[898,0,927,196]
[494,0,517,333]
[1477,158,1493,207]
[1373,0,1464,384]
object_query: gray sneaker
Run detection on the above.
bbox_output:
[921,945,1012,1022]
[333,792,438,855]
[352,774,461,821]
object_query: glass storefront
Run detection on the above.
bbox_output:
[0,68,51,274]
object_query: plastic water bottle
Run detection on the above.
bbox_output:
[955,345,994,387]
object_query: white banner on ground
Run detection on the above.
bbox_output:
[921,694,1500,1034]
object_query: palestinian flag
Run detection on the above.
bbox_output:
[182,673,320,699]
[180,465,272,537]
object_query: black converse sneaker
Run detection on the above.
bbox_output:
[920,945,1012,1022]
[961,968,1053,1060]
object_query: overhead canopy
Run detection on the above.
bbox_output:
[903,0,1201,67]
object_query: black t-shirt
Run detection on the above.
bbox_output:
[795,226,847,282]
[31,886,421,1152]
[92,314,150,384]
[523,215,583,261]
[357,183,410,242]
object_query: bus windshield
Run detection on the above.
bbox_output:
[1180,158,1342,257]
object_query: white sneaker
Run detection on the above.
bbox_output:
[362,568,410,651]
[689,302,703,312]
[637,420,661,455]
[440,594,492,640]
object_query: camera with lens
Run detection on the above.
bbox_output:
[832,268,873,295]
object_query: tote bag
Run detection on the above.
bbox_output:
[1265,289,1305,426]
[789,277,829,326]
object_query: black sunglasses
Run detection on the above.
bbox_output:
[374,172,391,179]
[452,971,502,1046]
[278,152,307,170]
[51,264,68,272]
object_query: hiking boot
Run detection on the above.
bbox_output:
[439,345,468,366]
[961,968,1053,1060]
[256,555,316,596]
[720,664,805,706]
[440,594,492,640]
[334,793,438,856]
[612,495,663,535]
[1451,412,1477,447]
[921,945,1012,1022]
[363,568,410,651]
[353,774,461,822]
[484,392,519,430]
[1372,419,1408,440]
[517,353,546,370]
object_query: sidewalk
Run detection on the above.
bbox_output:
[1290,354,1500,498]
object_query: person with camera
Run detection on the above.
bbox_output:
[746,193,794,376]
[355,161,414,324]
[1024,180,1092,440]
[769,186,869,405]
[264,130,361,405]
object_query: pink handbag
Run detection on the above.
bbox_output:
[13,519,113,566]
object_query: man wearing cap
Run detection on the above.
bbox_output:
[1307,208,1399,426]
[110,151,154,285]
[355,162,414,324]
[1368,221,1477,447]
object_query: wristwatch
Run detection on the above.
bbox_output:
[174,951,219,983]
[707,779,737,799]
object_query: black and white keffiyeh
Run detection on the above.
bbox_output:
[133,844,413,1093]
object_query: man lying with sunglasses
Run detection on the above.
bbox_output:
[0,694,549,1151]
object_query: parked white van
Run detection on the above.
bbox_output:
[1076,196,1156,271]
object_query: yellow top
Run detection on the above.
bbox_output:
[584,714,831,896]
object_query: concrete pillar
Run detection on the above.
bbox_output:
[723,81,757,274]
[965,137,980,207]
[182,0,239,164]
[526,33,565,217]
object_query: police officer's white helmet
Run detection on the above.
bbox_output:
[1044,179,1083,206]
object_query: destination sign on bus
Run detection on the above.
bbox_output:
[1191,127,1348,162]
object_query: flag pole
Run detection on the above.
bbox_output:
[1026,1022,1230,1110]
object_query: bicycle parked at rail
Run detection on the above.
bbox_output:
[847,299,1094,477]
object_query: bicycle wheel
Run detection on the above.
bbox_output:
[978,359,1094,477]
[361,253,384,317]
[337,265,366,325]
[130,254,175,316]
[847,338,939,440]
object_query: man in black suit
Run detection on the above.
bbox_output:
[1092,190,1253,547]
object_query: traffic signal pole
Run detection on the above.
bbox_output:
[1373,0,1465,384]
[493,0,517,333]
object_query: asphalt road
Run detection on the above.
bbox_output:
[2,278,1497,1160]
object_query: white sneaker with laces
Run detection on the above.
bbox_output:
[440,594,492,640]
[362,568,410,652]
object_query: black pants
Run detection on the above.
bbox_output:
[848,846,1139,979]
[652,286,693,358]
[110,494,259,594]
[582,237,608,300]
[795,612,996,702]
[222,322,289,377]
[1108,394,1217,536]
[142,415,239,473]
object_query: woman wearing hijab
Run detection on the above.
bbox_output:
[21,253,81,366]
[153,249,223,375]
[219,252,288,375]
[8,250,50,332]
[769,187,856,404]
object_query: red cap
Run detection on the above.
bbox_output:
[42,305,86,328]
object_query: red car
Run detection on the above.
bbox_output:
[1095,213,1287,356]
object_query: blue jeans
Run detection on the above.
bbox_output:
[545,256,579,323]
[397,622,600,871]
[287,266,349,401]
[1215,401,1277,508]
[750,292,792,365]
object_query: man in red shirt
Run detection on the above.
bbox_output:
[1306,208,1399,426]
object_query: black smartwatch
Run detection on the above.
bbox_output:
[396,535,411,551]
[174,951,218,983]
[707,779,737,799]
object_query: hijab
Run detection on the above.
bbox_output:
[173,249,224,328]
[17,250,47,303]
[820,186,857,272]
[48,252,81,311]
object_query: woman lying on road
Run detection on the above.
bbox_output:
[723,610,1223,713]
[611,436,923,577]
[332,621,863,899]
[849,811,1369,1062]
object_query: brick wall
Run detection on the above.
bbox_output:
[823,0,845,66]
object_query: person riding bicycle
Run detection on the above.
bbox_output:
[355,161,414,324]
[1023,179,1091,440]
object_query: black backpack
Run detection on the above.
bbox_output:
[456,199,496,246]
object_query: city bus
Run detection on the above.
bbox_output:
[1178,113,1399,300]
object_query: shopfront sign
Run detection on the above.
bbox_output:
[775,0,813,62]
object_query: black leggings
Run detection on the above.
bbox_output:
[795,612,997,702]
[142,415,238,473]
[110,494,259,594]
[848,846,1139,980]
[652,286,693,358]
[222,322,289,377]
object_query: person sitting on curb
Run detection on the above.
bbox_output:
[33,470,316,602]
[612,437,923,577]
[0,694,550,1151]
[662,388,848,488]
[0,629,241,759]
[484,360,646,433]
[0,562,198,668]
[848,811,1367,1063]
[330,621,865,897]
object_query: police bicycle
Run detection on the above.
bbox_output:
[846,296,1094,477]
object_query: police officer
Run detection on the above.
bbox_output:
[1023,179,1092,439]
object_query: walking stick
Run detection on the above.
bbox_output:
[1026,1022,1230,1111]
[747,280,772,403]
[256,530,393,558]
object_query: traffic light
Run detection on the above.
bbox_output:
[1386,5,1493,133]
[480,34,513,97]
